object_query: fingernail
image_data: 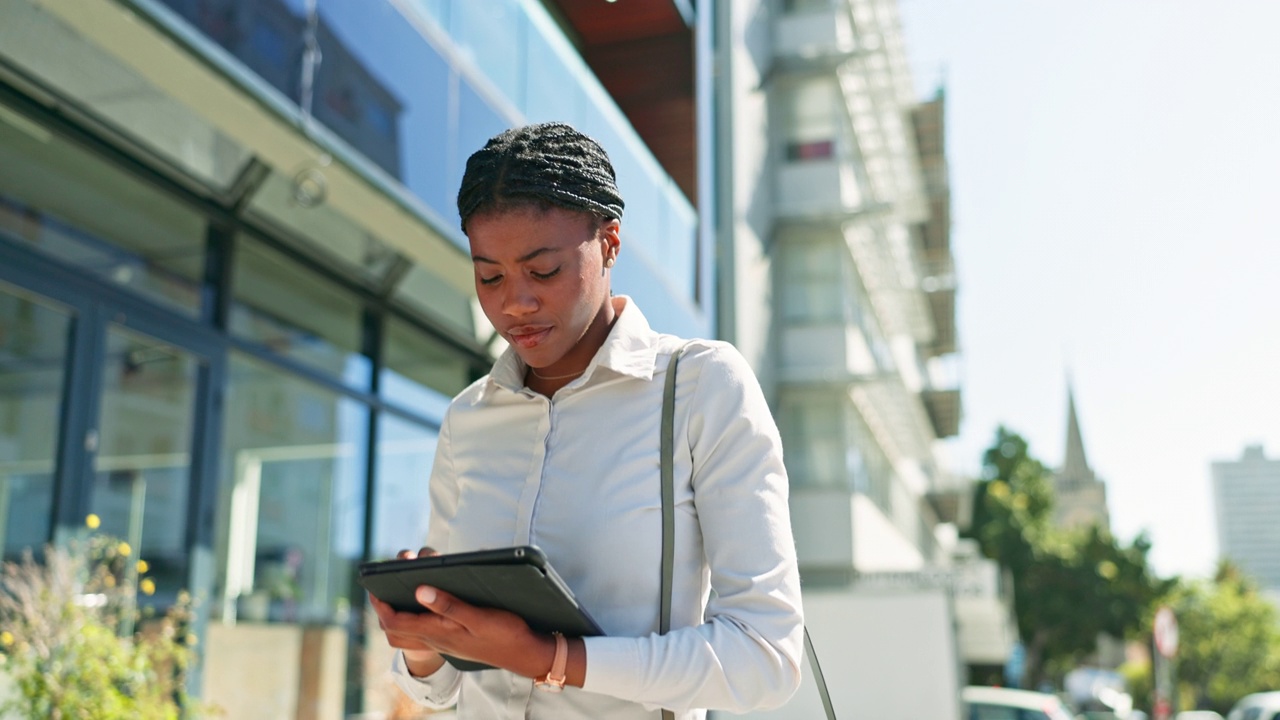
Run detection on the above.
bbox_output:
[416,585,437,605]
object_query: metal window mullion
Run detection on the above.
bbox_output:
[51,301,107,541]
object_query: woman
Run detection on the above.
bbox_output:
[370,122,804,719]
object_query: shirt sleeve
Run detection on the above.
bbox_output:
[580,342,806,713]
[387,407,465,709]
[388,650,463,709]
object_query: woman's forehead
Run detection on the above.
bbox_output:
[467,206,597,258]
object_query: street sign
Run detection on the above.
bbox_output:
[1154,606,1179,658]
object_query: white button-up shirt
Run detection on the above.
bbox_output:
[391,298,804,719]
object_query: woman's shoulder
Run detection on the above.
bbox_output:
[657,335,755,380]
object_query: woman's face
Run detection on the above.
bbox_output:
[467,205,620,374]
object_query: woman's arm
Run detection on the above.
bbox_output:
[580,342,805,713]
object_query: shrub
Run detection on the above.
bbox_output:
[0,521,216,719]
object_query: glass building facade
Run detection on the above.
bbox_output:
[0,0,711,716]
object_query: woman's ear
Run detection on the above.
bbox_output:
[598,218,621,268]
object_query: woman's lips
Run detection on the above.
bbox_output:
[507,326,552,348]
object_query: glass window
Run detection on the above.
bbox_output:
[780,241,844,323]
[784,0,832,12]
[784,79,839,162]
[380,317,469,418]
[848,406,892,512]
[244,170,405,288]
[391,263,478,340]
[230,234,371,388]
[452,83,512,216]
[523,18,587,126]
[1,3,254,191]
[450,0,524,106]
[371,414,436,560]
[780,394,845,489]
[0,102,206,315]
[214,351,369,626]
[88,324,200,604]
[0,281,69,560]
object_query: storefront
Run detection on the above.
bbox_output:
[1,0,711,714]
[0,2,493,715]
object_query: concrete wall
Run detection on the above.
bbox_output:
[721,588,962,720]
[202,622,346,720]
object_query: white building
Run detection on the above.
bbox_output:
[711,0,1012,716]
[1213,445,1280,598]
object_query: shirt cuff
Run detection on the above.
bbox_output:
[389,650,462,709]
[580,636,646,702]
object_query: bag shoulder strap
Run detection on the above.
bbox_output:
[659,342,836,720]
[659,342,689,641]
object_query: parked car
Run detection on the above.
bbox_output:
[1227,692,1280,720]
[1177,712,1225,720]
[962,686,1076,720]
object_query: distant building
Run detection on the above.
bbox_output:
[1213,445,1280,596]
[1053,386,1112,532]
[710,1,998,717]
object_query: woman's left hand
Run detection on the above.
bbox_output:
[370,585,558,679]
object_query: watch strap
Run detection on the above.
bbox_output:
[535,631,567,691]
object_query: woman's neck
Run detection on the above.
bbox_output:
[525,297,624,396]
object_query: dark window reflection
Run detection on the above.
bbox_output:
[158,0,404,179]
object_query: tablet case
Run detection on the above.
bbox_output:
[358,545,604,671]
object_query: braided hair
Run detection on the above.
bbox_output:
[457,122,625,233]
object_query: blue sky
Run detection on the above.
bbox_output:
[897,1,1280,579]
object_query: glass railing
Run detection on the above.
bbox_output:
[404,0,699,315]
[135,0,700,327]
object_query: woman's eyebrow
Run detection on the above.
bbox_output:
[472,247,560,264]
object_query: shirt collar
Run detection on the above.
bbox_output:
[478,296,659,402]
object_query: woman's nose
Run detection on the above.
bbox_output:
[502,277,538,316]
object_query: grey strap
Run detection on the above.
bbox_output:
[806,627,837,719]
[659,343,835,720]
[659,343,688,720]
[660,345,686,635]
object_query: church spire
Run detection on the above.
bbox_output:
[1061,382,1092,483]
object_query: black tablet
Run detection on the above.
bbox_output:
[358,545,605,671]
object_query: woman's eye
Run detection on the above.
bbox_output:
[479,274,502,286]
[532,267,561,280]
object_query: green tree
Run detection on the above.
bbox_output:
[967,426,1168,688]
[1158,562,1280,714]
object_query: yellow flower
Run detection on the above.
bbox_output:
[140,579,156,596]
[136,560,149,574]
[185,633,198,646]
[85,514,101,529]
[104,575,116,588]
[117,542,132,557]
[0,631,14,646]
[1097,560,1119,580]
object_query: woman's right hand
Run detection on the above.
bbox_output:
[370,547,447,678]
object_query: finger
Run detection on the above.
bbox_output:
[396,549,415,560]
[368,593,394,617]
[417,546,439,558]
[414,585,474,628]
